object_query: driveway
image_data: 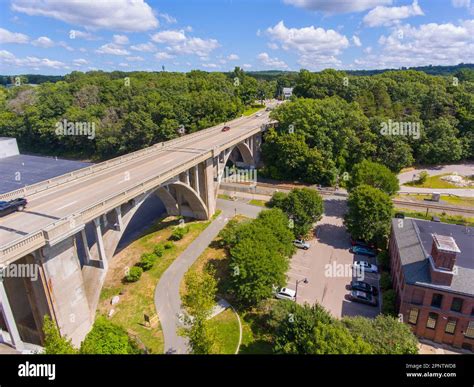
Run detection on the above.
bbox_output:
[154,199,261,354]
[286,196,380,319]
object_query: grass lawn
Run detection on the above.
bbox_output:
[404,173,474,189]
[243,104,265,116]
[396,209,474,227]
[218,193,233,200]
[396,194,474,208]
[248,199,268,207]
[208,308,241,354]
[97,215,215,354]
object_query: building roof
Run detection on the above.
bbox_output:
[0,154,91,194]
[392,218,474,297]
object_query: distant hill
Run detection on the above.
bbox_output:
[0,74,64,86]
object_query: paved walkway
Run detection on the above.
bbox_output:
[154,199,261,354]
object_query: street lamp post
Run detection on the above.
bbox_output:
[295,278,308,302]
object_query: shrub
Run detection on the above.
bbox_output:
[125,266,143,283]
[417,171,429,184]
[170,226,189,241]
[42,315,77,354]
[138,253,157,271]
[382,289,397,317]
[80,316,140,354]
[164,241,174,249]
[377,251,390,271]
[153,243,165,257]
[380,272,392,291]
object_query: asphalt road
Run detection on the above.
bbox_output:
[154,199,261,354]
[0,111,270,248]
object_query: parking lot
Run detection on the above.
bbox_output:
[286,197,381,319]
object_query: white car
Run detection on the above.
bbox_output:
[275,287,296,301]
[353,260,378,273]
[293,239,310,250]
[256,112,263,117]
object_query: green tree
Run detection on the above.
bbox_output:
[42,315,77,354]
[344,185,393,247]
[343,315,418,354]
[80,316,140,354]
[348,160,399,196]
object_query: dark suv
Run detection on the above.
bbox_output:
[0,198,28,217]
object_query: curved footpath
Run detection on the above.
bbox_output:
[154,199,261,354]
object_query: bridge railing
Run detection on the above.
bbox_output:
[0,114,259,201]
[0,120,267,265]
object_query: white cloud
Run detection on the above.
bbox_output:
[363,0,424,27]
[0,27,29,44]
[32,36,54,48]
[227,54,239,60]
[58,41,74,51]
[364,46,373,54]
[130,42,156,52]
[202,63,218,69]
[154,51,174,60]
[452,0,471,8]
[257,52,288,69]
[0,49,65,69]
[283,0,391,14]
[69,30,98,40]
[12,0,158,32]
[151,30,186,44]
[118,62,129,67]
[157,12,177,24]
[150,29,219,57]
[126,56,144,61]
[268,42,279,50]
[242,64,252,69]
[96,43,130,55]
[73,58,89,66]
[113,34,129,45]
[355,20,474,68]
[265,21,349,69]
[352,35,362,47]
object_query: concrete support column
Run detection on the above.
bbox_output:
[114,206,123,231]
[0,279,24,351]
[93,218,108,270]
[80,229,91,265]
[202,158,216,217]
[193,165,200,197]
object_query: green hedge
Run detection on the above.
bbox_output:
[125,266,143,283]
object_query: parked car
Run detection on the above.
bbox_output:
[349,290,378,306]
[293,239,310,250]
[350,280,378,296]
[275,287,296,301]
[350,238,375,249]
[0,198,28,217]
[353,261,378,273]
[256,112,263,117]
[221,125,231,132]
[350,245,377,257]
[394,212,405,219]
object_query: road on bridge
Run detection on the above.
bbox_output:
[0,110,270,250]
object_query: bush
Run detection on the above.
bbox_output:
[138,253,157,271]
[382,289,397,316]
[80,316,140,354]
[170,226,189,241]
[380,272,392,291]
[153,243,165,257]
[125,266,143,283]
[377,251,390,271]
[42,315,77,354]
[417,171,429,184]
[164,241,174,249]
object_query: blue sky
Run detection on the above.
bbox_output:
[0,0,473,74]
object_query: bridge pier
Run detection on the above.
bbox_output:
[93,218,108,270]
[0,277,25,351]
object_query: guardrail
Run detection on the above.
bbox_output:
[393,199,474,214]
[0,121,267,265]
[0,112,265,201]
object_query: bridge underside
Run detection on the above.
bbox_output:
[0,132,263,350]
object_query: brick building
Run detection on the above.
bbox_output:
[389,218,474,351]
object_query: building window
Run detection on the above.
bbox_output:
[411,289,425,305]
[431,293,443,308]
[465,321,474,339]
[451,298,463,313]
[408,308,419,325]
[426,313,438,329]
[445,319,457,335]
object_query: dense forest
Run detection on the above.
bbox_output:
[0,66,472,185]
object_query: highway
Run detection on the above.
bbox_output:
[0,109,271,249]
